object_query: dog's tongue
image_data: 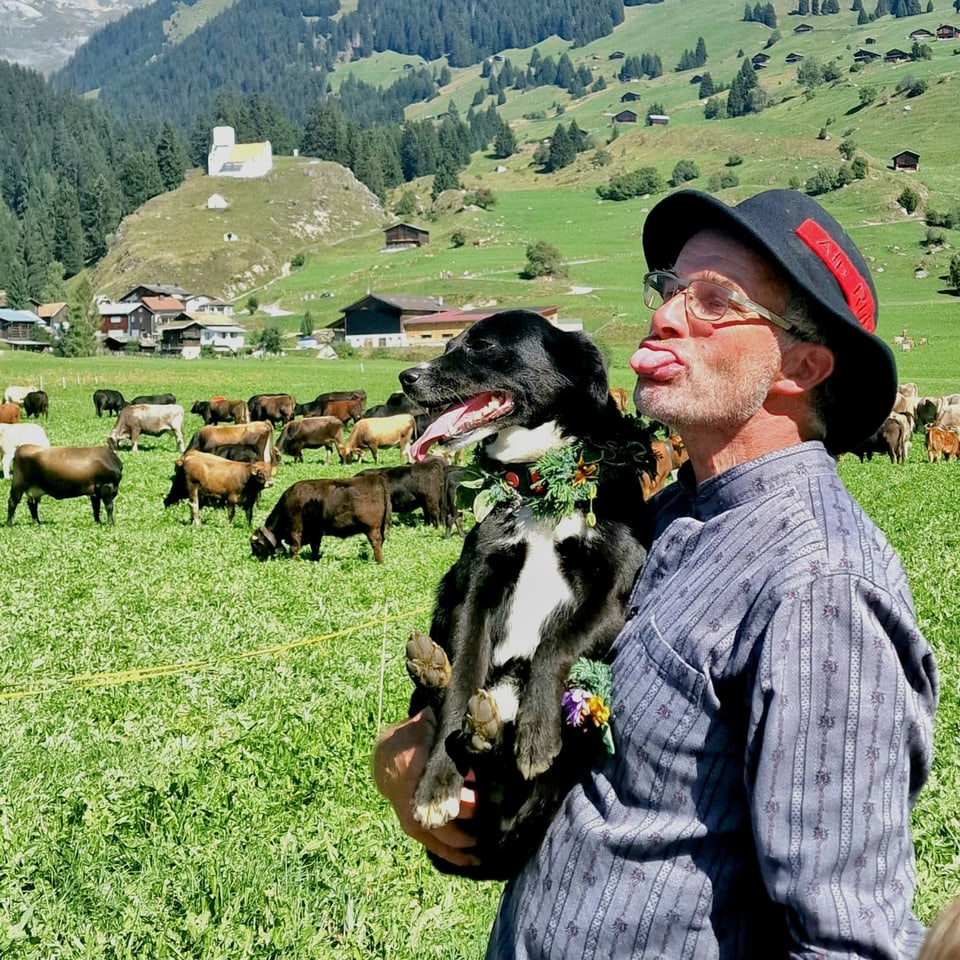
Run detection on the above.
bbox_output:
[630,345,683,381]
[410,393,501,461]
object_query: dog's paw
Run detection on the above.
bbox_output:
[412,780,462,829]
[405,632,451,690]
[463,689,503,753]
[514,715,562,780]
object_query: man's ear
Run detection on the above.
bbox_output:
[771,342,835,397]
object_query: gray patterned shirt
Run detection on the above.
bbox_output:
[487,442,938,960]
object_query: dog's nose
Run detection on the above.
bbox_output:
[399,367,420,388]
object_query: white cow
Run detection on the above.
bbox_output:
[107,403,186,453]
[0,422,50,479]
[4,385,35,405]
[933,404,960,437]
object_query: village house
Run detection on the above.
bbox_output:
[184,294,234,317]
[31,300,68,330]
[908,28,935,40]
[794,23,813,33]
[647,113,670,126]
[383,223,430,249]
[207,126,273,179]
[892,150,920,171]
[884,48,912,64]
[328,293,447,348]
[98,301,151,343]
[853,48,881,64]
[751,53,771,69]
[612,109,638,124]
[404,306,559,344]
[0,308,48,351]
[121,283,191,304]
[160,313,248,358]
[620,91,642,102]
[937,23,960,39]
[785,52,805,64]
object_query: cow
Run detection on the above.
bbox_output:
[163,443,263,509]
[442,465,466,538]
[300,396,364,427]
[849,425,888,462]
[925,427,960,463]
[0,403,20,424]
[23,391,49,419]
[4,385,34,405]
[191,398,250,425]
[357,458,447,529]
[915,397,944,431]
[93,389,126,417]
[0,423,50,479]
[338,414,415,464]
[304,389,367,413]
[276,416,343,463]
[8,444,122,525]
[933,404,960,437]
[898,382,918,398]
[640,434,688,500]
[608,387,630,414]
[129,393,176,406]
[361,391,419,421]
[250,473,391,563]
[186,421,276,465]
[108,404,186,453]
[248,394,296,425]
[171,450,272,526]
[883,412,912,465]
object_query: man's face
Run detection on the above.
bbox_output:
[632,229,790,433]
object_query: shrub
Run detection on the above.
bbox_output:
[596,167,665,201]
[899,187,920,215]
[451,230,466,248]
[926,228,946,248]
[290,251,306,269]
[726,154,744,167]
[523,240,566,279]
[670,159,700,185]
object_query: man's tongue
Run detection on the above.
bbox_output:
[409,392,507,461]
[630,345,683,381]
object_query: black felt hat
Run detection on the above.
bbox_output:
[641,189,896,455]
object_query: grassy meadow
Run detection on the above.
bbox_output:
[0,344,958,958]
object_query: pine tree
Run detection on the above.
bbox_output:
[54,181,86,278]
[695,37,708,66]
[493,117,517,158]
[431,152,462,199]
[57,275,97,357]
[156,121,189,192]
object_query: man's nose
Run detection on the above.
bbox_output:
[648,290,691,339]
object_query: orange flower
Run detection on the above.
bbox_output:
[572,457,598,487]
[587,695,610,726]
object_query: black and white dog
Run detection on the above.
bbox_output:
[398,310,654,880]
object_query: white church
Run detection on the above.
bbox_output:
[207,126,273,179]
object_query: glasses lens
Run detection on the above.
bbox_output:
[644,272,680,309]
[686,280,729,321]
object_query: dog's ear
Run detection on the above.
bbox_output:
[551,328,610,413]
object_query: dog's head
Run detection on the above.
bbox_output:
[399,311,611,463]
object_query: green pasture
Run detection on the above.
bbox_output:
[0,350,958,958]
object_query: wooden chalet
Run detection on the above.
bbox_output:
[32,300,68,330]
[0,308,48,351]
[793,23,813,33]
[612,109,638,124]
[404,306,559,344]
[120,283,191,304]
[620,91,642,102]
[892,150,920,171]
[98,301,152,340]
[647,113,670,126]
[884,48,911,63]
[908,28,935,40]
[159,313,247,357]
[853,48,881,64]
[329,293,447,348]
[937,23,960,39]
[383,223,430,249]
[751,53,771,69]
[785,52,805,64]
[608,51,625,60]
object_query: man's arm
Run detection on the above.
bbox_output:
[372,707,481,869]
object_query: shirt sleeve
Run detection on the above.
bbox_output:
[745,572,937,959]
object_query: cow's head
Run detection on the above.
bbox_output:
[250,525,278,560]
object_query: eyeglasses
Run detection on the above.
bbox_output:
[642,270,796,334]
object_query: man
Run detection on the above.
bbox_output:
[374,189,938,958]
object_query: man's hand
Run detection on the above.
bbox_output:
[372,707,480,868]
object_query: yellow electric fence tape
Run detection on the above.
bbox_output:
[0,606,431,702]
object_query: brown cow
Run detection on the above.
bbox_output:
[251,473,392,563]
[8,444,123,525]
[357,459,447,528]
[0,402,21,424]
[276,416,343,463]
[186,421,276,464]
[248,394,296,425]
[608,387,629,414]
[191,398,250,425]
[925,427,960,463]
[640,434,688,500]
[338,414,415,464]
[174,450,272,526]
[310,396,364,427]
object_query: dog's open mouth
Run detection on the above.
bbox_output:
[411,391,514,461]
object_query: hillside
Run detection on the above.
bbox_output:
[92,157,387,301]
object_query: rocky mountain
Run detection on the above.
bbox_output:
[0,0,152,76]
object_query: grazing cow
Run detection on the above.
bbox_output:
[163,443,263,509]
[93,389,126,417]
[925,427,960,463]
[191,398,250,425]
[0,402,20,424]
[933,404,960,437]
[338,414,415,464]
[251,473,392,563]
[640,434,688,500]
[303,396,364,427]
[186,421,276,464]
[248,394,296,425]
[23,391,48,419]
[849,425,888,462]
[898,382,918,398]
[4,385,34,405]
[608,387,629,414]
[276,416,343,463]
[915,397,944,431]
[8,444,122,525]
[108,404,186,453]
[0,423,50,479]
[305,389,367,412]
[130,393,176,406]
[883,413,912,465]
[892,391,918,429]
[357,458,447,528]
[172,450,272,526]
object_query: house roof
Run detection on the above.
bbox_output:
[341,293,446,314]
[0,309,39,324]
[35,302,67,318]
[99,301,142,316]
[224,143,270,162]
[385,222,428,235]
[893,150,920,159]
[403,306,558,328]
[122,283,191,299]
[162,312,247,333]
[141,296,186,313]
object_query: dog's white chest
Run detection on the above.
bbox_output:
[494,511,583,666]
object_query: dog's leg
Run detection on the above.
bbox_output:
[462,689,503,752]
[405,632,451,690]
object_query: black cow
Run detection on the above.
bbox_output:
[357,459,447,528]
[251,473,391,563]
[23,390,49,419]
[93,389,126,418]
[362,391,426,421]
[130,393,176,406]
[8,444,123,525]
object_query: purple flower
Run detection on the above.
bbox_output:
[562,688,588,726]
